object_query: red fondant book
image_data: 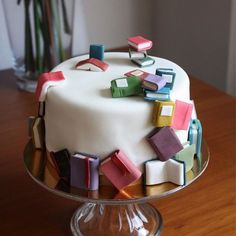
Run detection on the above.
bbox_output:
[75,58,109,72]
[35,71,65,102]
[128,36,153,52]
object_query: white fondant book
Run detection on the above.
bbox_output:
[145,159,186,186]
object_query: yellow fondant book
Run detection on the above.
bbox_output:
[153,101,175,127]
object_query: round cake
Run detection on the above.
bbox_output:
[44,52,191,171]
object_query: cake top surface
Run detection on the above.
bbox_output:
[49,52,189,113]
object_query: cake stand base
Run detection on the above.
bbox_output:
[70,203,163,236]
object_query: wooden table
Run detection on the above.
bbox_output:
[0,70,235,236]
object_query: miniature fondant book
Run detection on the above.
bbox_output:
[153,100,175,127]
[110,76,142,98]
[100,150,142,190]
[144,87,170,101]
[124,69,149,81]
[144,159,186,186]
[171,100,193,130]
[35,71,65,102]
[131,56,155,67]
[128,36,153,51]
[50,149,70,178]
[189,119,202,159]
[32,117,45,149]
[174,143,195,172]
[30,149,45,177]
[128,48,147,59]
[76,58,108,72]
[38,102,45,117]
[147,127,183,161]
[142,74,166,91]
[89,44,105,61]
[70,152,100,191]
[156,68,176,90]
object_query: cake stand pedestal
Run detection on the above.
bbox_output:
[24,140,209,236]
[70,203,162,236]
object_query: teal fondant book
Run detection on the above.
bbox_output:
[131,56,155,67]
[111,76,143,98]
[156,68,176,90]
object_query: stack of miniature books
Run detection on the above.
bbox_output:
[128,35,154,67]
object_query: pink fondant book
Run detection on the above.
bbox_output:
[35,71,65,102]
[128,36,153,52]
[100,150,142,190]
[171,100,193,130]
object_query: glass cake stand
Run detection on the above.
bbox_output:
[23,140,209,236]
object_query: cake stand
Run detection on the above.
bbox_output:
[24,140,209,236]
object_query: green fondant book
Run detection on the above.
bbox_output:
[111,76,143,98]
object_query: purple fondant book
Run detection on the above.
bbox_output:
[142,74,166,91]
[147,127,183,161]
[70,152,100,191]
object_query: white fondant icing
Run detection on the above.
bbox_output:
[162,74,173,83]
[116,78,128,88]
[45,52,190,171]
[161,105,173,116]
[131,70,144,76]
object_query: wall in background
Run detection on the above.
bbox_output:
[72,0,153,56]
[226,0,236,97]
[0,0,234,96]
[0,0,13,70]
[151,0,232,93]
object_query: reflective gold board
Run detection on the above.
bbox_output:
[24,140,209,204]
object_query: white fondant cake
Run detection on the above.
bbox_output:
[45,52,191,171]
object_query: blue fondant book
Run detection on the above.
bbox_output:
[156,68,176,90]
[144,87,170,101]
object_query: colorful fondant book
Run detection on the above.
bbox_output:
[38,102,45,117]
[131,56,155,67]
[144,159,186,186]
[110,76,142,98]
[89,44,105,61]
[142,74,166,91]
[144,87,170,101]
[50,149,70,178]
[174,142,195,172]
[70,152,100,191]
[189,119,202,159]
[147,127,183,161]
[35,71,65,102]
[153,100,175,127]
[100,150,142,190]
[75,58,109,72]
[124,69,149,80]
[156,68,176,90]
[128,36,153,52]
[171,100,193,130]
[32,117,45,149]
[128,48,147,59]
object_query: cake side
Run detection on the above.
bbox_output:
[44,52,190,170]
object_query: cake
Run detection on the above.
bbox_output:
[31,51,202,191]
[42,52,191,169]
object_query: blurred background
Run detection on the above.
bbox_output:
[0,0,235,96]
